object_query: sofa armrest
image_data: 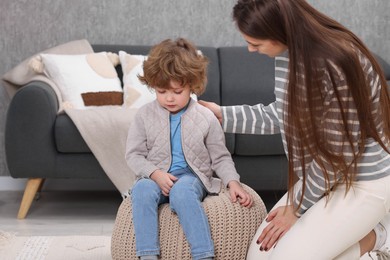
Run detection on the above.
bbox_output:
[5,81,59,178]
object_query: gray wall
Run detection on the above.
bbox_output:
[0,0,389,177]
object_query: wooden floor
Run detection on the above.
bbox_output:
[0,189,282,237]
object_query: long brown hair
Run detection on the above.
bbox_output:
[233,0,390,211]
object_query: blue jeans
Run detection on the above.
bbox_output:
[131,168,215,260]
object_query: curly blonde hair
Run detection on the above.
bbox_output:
[138,38,209,96]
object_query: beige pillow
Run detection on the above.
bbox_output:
[40,52,122,109]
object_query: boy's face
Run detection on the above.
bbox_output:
[155,81,191,114]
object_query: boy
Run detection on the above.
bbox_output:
[125,38,253,260]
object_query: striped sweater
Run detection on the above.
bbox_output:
[222,51,390,215]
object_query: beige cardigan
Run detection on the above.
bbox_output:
[125,99,240,194]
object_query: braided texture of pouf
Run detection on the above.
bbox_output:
[111,183,267,260]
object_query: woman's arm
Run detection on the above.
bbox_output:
[199,100,281,135]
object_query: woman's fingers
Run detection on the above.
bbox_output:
[262,226,283,251]
[257,222,273,244]
[257,222,283,251]
[257,205,298,251]
[266,207,280,222]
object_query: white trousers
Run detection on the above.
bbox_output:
[246,175,390,260]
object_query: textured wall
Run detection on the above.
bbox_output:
[0,0,389,176]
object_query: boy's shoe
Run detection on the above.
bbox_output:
[371,214,390,260]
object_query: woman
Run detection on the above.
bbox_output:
[199,0,390,259]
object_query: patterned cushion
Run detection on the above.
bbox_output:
[40,52,122,109]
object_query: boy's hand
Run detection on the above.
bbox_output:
[228,180,253,208]
[150,170,178,196]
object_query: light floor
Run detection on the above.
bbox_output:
[0,189,280,237]
[0,190,377,260]
[0,190,122,236]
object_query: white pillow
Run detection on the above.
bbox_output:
[118,51,155,108]
[118,50,197,109]
[40,52,123,109]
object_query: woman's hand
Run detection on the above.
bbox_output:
[228,180,253,208]
[150,169,178,196]
[257,205,298,251]
[198,100,223,124]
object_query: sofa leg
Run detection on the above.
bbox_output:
[35,178,46,200]
[17,178,45,219]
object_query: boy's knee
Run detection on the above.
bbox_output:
[170,188,200,211]
[169,188,187,205]
[132,179,159,200]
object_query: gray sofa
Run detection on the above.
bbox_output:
[5,45,390,218]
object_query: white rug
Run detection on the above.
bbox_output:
[0,231,379,260]
[0,231,111,260]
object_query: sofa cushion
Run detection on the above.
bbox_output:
[235,134,285,156]
[233,155,288,191]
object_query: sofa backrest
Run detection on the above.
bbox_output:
[218,47,285,156]
[374,54,390,86]
[375,54,390,76]
[92,44,285,156]
[218,47,275,106]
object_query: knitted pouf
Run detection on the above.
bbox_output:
[111,184,267,260]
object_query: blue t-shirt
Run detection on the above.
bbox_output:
[168,108,188,172]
